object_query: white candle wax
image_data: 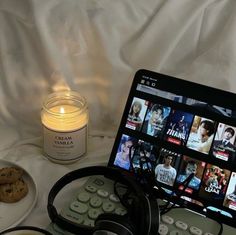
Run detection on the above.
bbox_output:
[42,104,88,132]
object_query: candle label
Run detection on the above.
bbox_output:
[43,125,87,162]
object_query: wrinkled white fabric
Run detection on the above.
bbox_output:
[1,0,236,231]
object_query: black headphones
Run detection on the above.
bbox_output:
[47,166,159,235]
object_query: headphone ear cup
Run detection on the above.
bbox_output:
[148,196,160,235]
[129,195,159,235]
[93,213,135,235]
[129,195,148,235]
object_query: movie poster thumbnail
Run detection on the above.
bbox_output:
[126,97,148,131]
[154,148,181,187]
[199,164,230,202]
[186,116,216,154]
[175,156,206,193]
[114,134,138,170]
[164,110,194,145]
[131,140,158,171]
[211,123,236,162]
[223,172,236,211]
[141,103,171,138]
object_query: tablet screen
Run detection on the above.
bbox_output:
[108,69,236,227]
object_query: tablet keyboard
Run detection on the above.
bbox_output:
[158,207,236,235]
[47,175,127,235]
[159,214,214,235]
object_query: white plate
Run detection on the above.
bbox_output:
[0,159,38,232]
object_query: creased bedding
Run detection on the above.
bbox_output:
[1,0,236,230]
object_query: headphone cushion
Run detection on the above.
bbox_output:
[130,195,149,234]
[130,195,159,235]
[94,213,135,235]
[148,196,160,235]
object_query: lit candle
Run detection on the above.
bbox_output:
[41,90,89,164]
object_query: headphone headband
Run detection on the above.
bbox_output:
[47,166,144,234]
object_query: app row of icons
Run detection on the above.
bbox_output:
[140,79,156,87]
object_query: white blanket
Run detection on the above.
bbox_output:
[1,0,236,231]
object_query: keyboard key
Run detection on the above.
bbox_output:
[109,194,120,202]
[77,192,90,202]
[158,223,169,235]
[70,201,88,214]
[90,196,103,208]
[93,178,105,186]
[88,208,102,219]
[170,230,183,235]
[102,201,115,213]
[97,189,109,198]
[62,209,84,224]
[83,219,95,227]
[115,207,127,215]
[175,220,188,230]
[190,226,202,235]
[85,185,97,193]
[162,215,174,224]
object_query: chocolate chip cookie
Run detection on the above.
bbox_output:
[0,178,28,203]
[0,167,24,184]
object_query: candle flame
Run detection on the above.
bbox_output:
[60,107,65,114]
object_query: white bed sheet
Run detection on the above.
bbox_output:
[1,0,236,232]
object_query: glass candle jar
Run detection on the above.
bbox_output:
[41,90,89,164]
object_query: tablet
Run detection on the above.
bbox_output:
[108,69,236,228]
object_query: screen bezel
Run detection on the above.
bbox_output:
[108,69,236,227]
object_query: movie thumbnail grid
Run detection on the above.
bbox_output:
[125,97,236,163]
[113,134,236,212]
